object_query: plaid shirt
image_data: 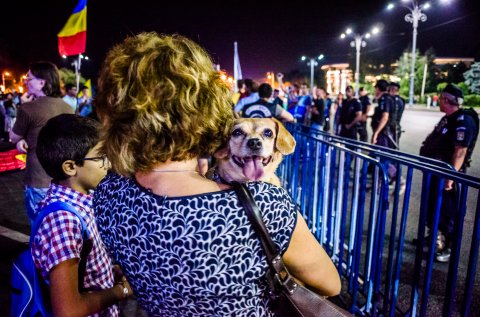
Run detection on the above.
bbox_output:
[31,183,119,317]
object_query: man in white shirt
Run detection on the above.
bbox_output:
[62,83,78,112]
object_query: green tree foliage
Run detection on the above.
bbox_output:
[58,67,86,87]
[394,49,434,99]
[464,62,480,94]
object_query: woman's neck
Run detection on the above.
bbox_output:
[135,159,229,196]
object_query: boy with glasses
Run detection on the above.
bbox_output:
[32,114,131,316]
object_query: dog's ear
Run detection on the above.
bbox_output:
[273,118,296,155]
[213,146,230,159]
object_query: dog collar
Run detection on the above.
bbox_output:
[212,168,233,185]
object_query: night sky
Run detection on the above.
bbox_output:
[1,0,479,81]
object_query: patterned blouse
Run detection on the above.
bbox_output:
[94,172,297,316]
[31,183,118,317]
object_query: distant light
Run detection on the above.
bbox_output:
[318,54,324,60]
[423,2,431,9]
[80,54,84,58]
[340,33,346,39]
[365,33,371,39]
[439,0,451,4]
[62,55,67,59]
[372,26,380,35]
[220,74,227,81]
[346,28,352,35]
[4,71,10,76]
[301,56,307,61]
[387,3,395,10]
[84,56,89,60]
[401,0,410,3]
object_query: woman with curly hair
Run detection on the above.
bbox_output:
[94,33,340,316]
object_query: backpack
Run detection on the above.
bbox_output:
[10,201,92,317]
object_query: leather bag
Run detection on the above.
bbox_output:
[233,182,352,317]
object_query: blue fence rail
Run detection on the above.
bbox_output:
[278,124,480,317]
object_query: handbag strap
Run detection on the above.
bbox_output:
[233,182,299,293]
[232,182,279,261]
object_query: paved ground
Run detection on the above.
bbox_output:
[1,104,479,315]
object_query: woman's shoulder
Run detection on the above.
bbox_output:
[246,181,290,198]
[95,172,136,196]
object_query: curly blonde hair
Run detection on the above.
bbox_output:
[95,33,235,176]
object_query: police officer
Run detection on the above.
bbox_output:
[371,79,395,148]
[337,85,362,140]
[420,84,479,262]
[388,82,405,148]
[242,83,294,122]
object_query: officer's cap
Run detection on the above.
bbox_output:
[374,79,389,92]
[442,84,463,99]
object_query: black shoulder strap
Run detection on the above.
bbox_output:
[232,182,279,260]
[232,182,300,294]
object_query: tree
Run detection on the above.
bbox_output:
[464,62,480,94]
[394,49,434,99]
[58,67,86,87]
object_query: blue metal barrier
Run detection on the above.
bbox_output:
[278,124,480,317]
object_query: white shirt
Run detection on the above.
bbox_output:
[62,95,77,111]
[234,92,259,113]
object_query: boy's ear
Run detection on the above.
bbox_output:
[62,160,77,177]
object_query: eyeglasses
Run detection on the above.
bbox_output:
[81,154,108,168]
[24,76,40,82]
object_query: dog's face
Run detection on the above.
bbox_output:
[214,118,296,183]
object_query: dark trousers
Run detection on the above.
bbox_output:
[427,176,460,244]
[358,122,368,142]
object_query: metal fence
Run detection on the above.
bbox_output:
[278,124,480,317]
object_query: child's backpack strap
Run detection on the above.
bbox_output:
[31,201,93,292]
[30,201,91,243]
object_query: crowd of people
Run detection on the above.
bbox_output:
[3,30,478,316]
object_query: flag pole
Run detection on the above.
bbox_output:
[233,42,242,93]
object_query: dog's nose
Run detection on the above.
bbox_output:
[247,138,262,150]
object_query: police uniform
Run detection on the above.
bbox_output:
[338,97,362,139]
[242,99,283,118]
[371,93,395,148]
[421,108,478,255]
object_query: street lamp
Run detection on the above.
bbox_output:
[340,26,380,98]
[301,54,325,93]
[387,0,452,106]
[266,72,275,87]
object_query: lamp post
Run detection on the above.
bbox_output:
[340,26,380,98]
[301,54,324,93]
[387,0,452,107]
[63,54,89,92]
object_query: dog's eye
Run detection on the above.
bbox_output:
[263,129,274,138]
[232,128,244,137]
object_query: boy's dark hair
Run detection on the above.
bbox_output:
[64,83,75,91]
[37,114,100,181]
[29,61,62,97]
[258,83,273,99]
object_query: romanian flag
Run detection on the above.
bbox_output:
[58,0,87,56]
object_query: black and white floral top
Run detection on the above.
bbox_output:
[94,172,297,317]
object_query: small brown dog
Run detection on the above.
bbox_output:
[208,118,296,186]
